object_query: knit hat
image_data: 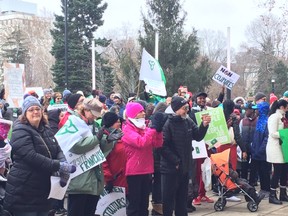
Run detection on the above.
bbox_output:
[76,90,84,96]
[43,89,51,95]
[67,94,82,109]
[83,98,102,117]
[101,112,119,128]
[114,93,122,100]
[254,92,266,102]
[125,102,144,118]
[171,96,188,112]
[22,96,41,113]
[63,89,71,98]
[269,93,278,104]
[99,95,107,103]
[195,92,208,99]
[283,91,288,98]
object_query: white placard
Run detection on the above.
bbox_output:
[212,65,240,90]
[48,176,70,200]
[144,78,167,97]
[192,140,208,159]
[96,187,126,216]
[47,104,68,111]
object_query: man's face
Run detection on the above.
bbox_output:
[256,97,266,104]
[197,96,206,107]
[113,97,120,104]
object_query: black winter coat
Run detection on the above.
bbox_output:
[4,121,65,212]
[160,115,208,174]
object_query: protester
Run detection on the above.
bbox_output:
[266,99,288,205]
[50,92,63,105]
[66,98,121,216]
[101,112,127,194]
[254,92,267,104]
[106,92,115,109]
[40,89,53,111]
[161,96,211,216]
[113,93,126,119]
[122,102,166,216]
[4,96,75,216]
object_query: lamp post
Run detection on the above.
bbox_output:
[64,0,68,89]
[271,79,275,93]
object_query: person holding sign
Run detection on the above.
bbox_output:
[161,96,211,216]
[122,102,166,216]
[66,98,121,216]
[266,99,288,205]
[4,96,75,216]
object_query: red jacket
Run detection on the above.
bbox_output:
[102,139,128,194]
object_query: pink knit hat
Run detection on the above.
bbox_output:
[125,102,144,118]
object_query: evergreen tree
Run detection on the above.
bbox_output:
[139,0,212,95]
[273,60,288,96]
[51,0,113,93]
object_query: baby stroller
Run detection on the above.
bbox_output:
[210,149,259,212]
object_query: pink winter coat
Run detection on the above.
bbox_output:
[121,120,163,176]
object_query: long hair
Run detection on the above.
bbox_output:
[268,99,288,116]
[19,111,48,126]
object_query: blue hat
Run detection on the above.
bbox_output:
[22,96,41,113]
[63,89,71,98]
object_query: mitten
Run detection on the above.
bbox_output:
[104,181,113,193]
[107,131,123,143]
[151,112,168,132]
[96,126,105,141]
[59,162,76,187]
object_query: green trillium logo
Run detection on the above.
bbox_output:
[57,118,79,135]
[148,60,155,70]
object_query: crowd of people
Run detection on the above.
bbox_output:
[0,85,288,216]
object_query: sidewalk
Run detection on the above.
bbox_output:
[186,189,288,216]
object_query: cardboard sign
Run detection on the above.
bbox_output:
[192,140,208,159]
[195,107,231,148]
[212,65,240,90]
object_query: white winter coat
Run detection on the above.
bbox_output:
[266,109,285,163]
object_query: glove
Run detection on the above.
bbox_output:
[104,181,113,193]
[107,131,123,143]
[96,126,105,141]
[151,112,168,132]
[59,162,76,187]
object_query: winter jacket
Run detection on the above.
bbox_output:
[102,130,128,193]
[48,109,61,135]
[239,116,257,154]
[67,112,114,195]
[160,115,208,174]
[4,121,65,212]
[121,120,163,176]
[266,109,285,163]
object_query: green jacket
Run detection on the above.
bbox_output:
[67,113,114,195]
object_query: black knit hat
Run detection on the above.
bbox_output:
[101,112,119,128]
[68,93,82,109]
[171,96,188,112]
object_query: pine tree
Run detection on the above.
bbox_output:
[139,0,212,95]
[50,0,113,94]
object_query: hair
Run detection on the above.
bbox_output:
[19,111,48,126]
[53,92,62,101]
[269,99,288,116]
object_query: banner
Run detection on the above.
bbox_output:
[192,140,208,159]
[195,107,230,148]
[3,62,25,108]
[96,187,126,216]
[55,115,93,154]
[212,65,240,90]
[47,104,68,111]
[139,48,167,96]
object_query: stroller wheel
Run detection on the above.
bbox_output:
[247,201,258,212]
[214,200,224,211]
[217,198,227,207]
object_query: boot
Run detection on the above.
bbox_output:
[280,186,288,202]
[152,203,163,215]
[269,189,282,205]
[187,198,196,213]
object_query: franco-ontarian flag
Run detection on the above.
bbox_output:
[139,48,167,96]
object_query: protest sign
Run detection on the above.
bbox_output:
[212,65,240,90]
[3,63,25,108]
[48,176,70,200]
[96,187,126,216]
[0,119,12,140]
[47,104,68,111]
[55,115,93,154]
[192,140,208,159]
[195,107,231,148]
[279,129,288,162]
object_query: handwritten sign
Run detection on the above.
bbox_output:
[212,65,240,90]
[192,140,208,159]
[96,187,126,216]
[195,107,231,148]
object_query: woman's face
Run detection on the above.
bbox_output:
[26,106,43,127]
[135,110,146,119]
[111,119,121,129]
[84,109,97,122]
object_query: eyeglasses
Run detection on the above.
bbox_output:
[27,107,42,113]
[56,97,62,100]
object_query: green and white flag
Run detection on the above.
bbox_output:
[139,48,167,96]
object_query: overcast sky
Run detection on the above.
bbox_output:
[26,0,274,49]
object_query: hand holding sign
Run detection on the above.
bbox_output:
[201,114,211,127]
